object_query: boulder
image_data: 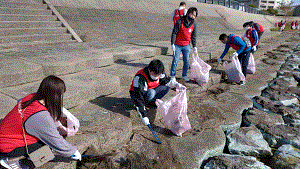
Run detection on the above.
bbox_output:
[262,87,299,106]
[227,125,272,157]
[260,124,300,149]
[242,108,285,128]
[203,154,271,169]
[274,144,300,169]
[253,96,295,116]
[171,128,225,169]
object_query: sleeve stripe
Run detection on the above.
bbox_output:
[133,76,140,87]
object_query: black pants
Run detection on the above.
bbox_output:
[238,51,251,78]
[0,141,45,158]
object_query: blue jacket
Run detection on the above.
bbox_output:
[220,34,251,60]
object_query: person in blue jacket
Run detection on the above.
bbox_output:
[243,22,259,52]
[218,33,251,85]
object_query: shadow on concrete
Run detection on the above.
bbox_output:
[117,62,148,68]
[89,97,134,118]
[128,43,168,55]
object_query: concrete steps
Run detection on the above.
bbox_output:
[0,14,57,21]
[0,27,68,36]
[0,0,80,47]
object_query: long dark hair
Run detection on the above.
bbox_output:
[22,75,66,121]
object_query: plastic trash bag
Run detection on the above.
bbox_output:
[247,53,255,74]
[190,51,211,85]
[55,107,80,137]
[224,55,245,83]
[155,87,191,137]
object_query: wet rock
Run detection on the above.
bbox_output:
[260,124,300,149]
[243,108,285,128]
[283,104,300,125]
[171,128,225,169]
[262,87,298,106]
[227,125,272,157]
[253,96,295,116]
[269,77,298,88]
[203,154,271,169]
[274,144,300,169]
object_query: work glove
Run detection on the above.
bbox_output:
[142,117,150,125]
[232,52,239,58]
[175,82,186,91]
[193,47,197,53]
[71,150,82,161]
[217,57,222,64]
[171,44,176,52]
[252,46,257,52]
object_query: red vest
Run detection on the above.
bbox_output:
[173,9,185,25]
[175,21,194,46]
[245,28,259,46]
[0,93,47,153]
[229,35,244,51]
[130,68,160,91]
[255,23,264,33]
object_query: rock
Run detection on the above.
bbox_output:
[203,154,271,169]
[243,108,285,128]
[227,125,272,157]
[70,102,132,154]
[260,124,300,149]
[274,144,300,169]
[262,87,299,106]
[253,96,295,116]
[269,77,298,88]
[170,128,225,169]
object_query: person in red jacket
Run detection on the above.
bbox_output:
[0,75,81,168]
[172,2,187,25]
[170,7,198,82]
[248,21,264,40]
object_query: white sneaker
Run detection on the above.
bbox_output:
[0,158,23,169]
[182,76,189,82]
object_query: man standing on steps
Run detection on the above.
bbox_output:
[217,34,251,85]
[129,59,185,126]
[170,7,198,82]
[172,2,187,25]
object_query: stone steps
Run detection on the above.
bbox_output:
[0,14,57,21]
[0,21,62,28]
[0,27,68,36]
[0,2,47,9]
[0,34,72,44]
[0,7,52,15]
[0,39,77,49]
[0,0,80,46]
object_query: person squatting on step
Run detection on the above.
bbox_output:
[218,34,251,85]
[129,59,186,126]
[0,75,81,169]
[172,1,187,25]
[243,22,259,53]
[170,7,198,82]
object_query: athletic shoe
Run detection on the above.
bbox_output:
[237,81,246,85]
[0,158,23,169]
[182,76,189,82]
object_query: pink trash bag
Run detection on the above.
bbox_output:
[190,52,211,85]
[55,107,80,137]
[224,55,245,83]
[246,53,255,74]
[155,87,191,137]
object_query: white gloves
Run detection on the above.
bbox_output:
[171,44,176,52]
[71,150,82,161]
[217,58,222,64]
[232,52,239,57]
[142,117,150,125]
[252,46,257,52]
[175,82,186,91]
[193,47,197,53]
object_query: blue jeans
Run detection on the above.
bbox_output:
[238,50,251,78]
[170,44,191,77]
[145,85,170,105]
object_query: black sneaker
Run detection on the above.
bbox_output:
[237,81,246,85]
